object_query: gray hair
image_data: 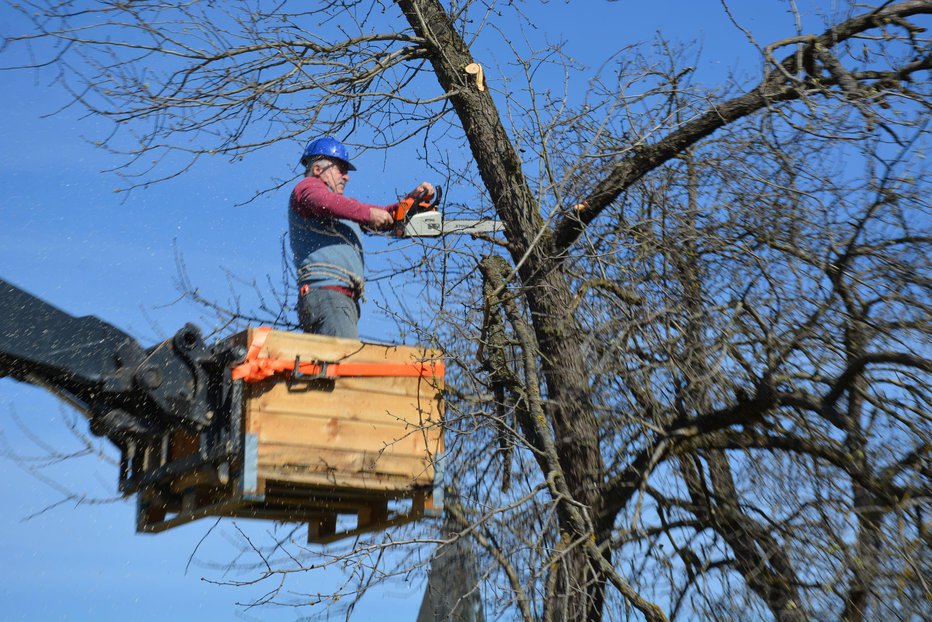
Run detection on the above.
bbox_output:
[305,157,333,177]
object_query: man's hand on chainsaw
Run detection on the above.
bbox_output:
[408,182,435,201]
[368,207,394,230]
[363,182,442,233]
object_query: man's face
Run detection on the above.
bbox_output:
[313,159,350,194]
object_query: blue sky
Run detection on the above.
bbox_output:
[0,2,836,620]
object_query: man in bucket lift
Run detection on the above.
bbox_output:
[289,136,434,339]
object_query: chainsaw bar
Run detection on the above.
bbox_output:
[403,211,504,237]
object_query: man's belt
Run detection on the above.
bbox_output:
[299,283,358,301]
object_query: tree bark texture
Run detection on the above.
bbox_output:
[397,1,615,619]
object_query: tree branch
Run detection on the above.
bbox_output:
[551,0,932,254]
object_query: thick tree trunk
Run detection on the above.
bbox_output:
[396,1,611,618]
[840,323,881,622]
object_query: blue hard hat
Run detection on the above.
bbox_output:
[299,136,357,170]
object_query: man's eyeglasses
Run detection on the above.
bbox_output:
[319,160,350,175]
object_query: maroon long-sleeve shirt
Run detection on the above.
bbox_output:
[289,176,393,222]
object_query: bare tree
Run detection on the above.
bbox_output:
[4,1,930,620]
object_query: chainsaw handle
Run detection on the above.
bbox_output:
[420,185,441,211]
[409,188,430,205]
[392,185,442,223]
[410,185,441,214]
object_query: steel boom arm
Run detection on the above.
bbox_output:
[0,278,232,443]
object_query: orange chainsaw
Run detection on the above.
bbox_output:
[392,186,442,237]
[391,185,503,238]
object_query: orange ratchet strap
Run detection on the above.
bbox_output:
[230,327,444,383]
